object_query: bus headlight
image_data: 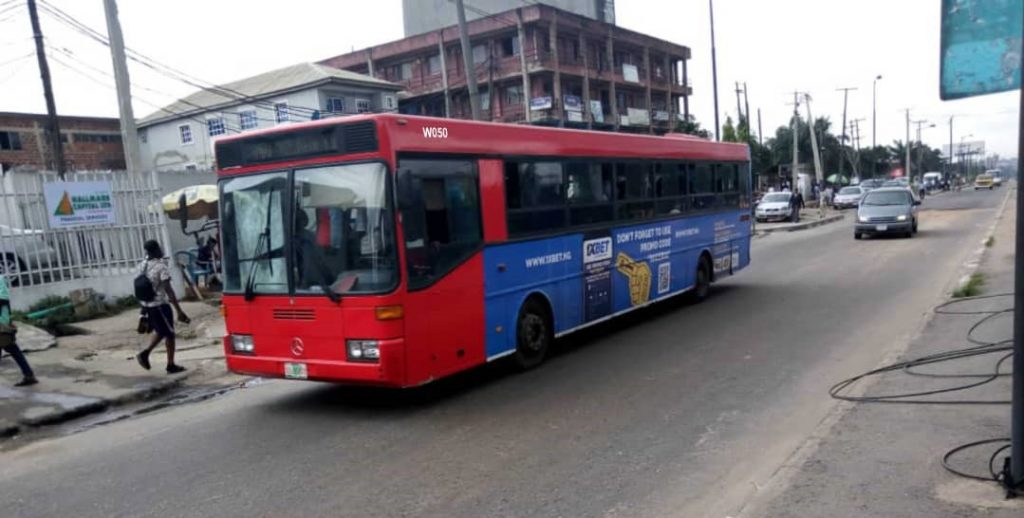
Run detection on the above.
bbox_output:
[347,340,380,362]
[230,334,254,353]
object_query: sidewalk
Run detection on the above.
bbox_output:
[755,209,846,235]
[745,190,1021,516]
[0,300,243,440]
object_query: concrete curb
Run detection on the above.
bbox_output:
[1,373,192,440]
[950,185,1015,294]
[755,213,845,235]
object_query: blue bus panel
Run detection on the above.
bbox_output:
[482,211,750,359]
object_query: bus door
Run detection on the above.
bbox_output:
[397,158,486,380]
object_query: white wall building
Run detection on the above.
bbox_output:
[137,63,402,172]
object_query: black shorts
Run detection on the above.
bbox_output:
[144,304,175,339]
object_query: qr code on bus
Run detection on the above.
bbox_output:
[657,262,671,294]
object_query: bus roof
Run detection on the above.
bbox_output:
[215,113,750,172]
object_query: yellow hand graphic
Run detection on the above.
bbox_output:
[615,252,651,306]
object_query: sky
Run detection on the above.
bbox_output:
[0,0,1019,158]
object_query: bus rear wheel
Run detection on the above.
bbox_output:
[691,256,712,303]
[513,298,551,370]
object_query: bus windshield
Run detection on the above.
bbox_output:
[219,162,398,297]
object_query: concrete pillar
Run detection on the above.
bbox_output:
[549,14,562,125]
[664,54,674,126]
[486,40,495,120]
[682,57,690,119]
[606,31,618,130]
[517,9,531,123]
[644,46,652,134]
[367,48,375,77]
[438,33,451,118]
[580,32,592,129]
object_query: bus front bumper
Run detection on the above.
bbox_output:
[225,337,408,387]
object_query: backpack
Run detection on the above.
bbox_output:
[134,262,157,303]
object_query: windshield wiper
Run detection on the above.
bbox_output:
[244,228,270,301]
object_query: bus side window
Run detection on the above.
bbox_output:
[397,158,482,289]
[690,162,714,211]
[616,162,654,221]
[567,162,613,226]
[654,161,687,216]
[507,161,566,235]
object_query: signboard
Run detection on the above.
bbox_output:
[940,0,1022,99]
[627,108,650,126]
[653,110,670,122]
[622,64,640,83]
[529,96,552,111]
[942,140,986,157]
[563,95,583,112]
[590,100,605,123]
[44,181,116,228]
[567,111,584,122]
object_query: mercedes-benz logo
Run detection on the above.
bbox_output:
[290,337,304,357]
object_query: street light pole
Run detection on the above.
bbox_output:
[709,0,720,141]
[872,75,881,149]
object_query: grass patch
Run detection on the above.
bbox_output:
[952,273,986,298]
[985,236,995,247]
[13,294,139,335]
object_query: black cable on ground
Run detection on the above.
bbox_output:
[942,438,1010,482]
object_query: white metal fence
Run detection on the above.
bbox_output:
[0,170,168,294]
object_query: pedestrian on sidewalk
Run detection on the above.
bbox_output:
[0,274,38,387]
[790,189,803,223]
[136,240,191,374]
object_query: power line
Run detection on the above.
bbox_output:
[35,0,326,118]
[0,51,33,68]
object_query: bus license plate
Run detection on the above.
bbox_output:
[284,362,308,379]
[876,225,888,231]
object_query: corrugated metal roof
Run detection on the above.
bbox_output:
[137,63,401,127]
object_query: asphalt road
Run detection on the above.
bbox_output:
[0,187,1009,518]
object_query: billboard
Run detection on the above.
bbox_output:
[940,0,1022,100]
[942,140,986,157]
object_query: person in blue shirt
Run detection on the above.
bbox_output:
[0,274,38,387]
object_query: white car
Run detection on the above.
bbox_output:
[755,192,795,222]
[0,224,62,284]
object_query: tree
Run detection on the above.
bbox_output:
[722,116,739,142]
[674,114,711,139]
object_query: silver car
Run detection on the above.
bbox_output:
[755,192,795,222]
[832,186,865,209]
[0,224,62,284]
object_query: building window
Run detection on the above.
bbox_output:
[179,124,193,145]
[72,133,120,143]
[428,54,442,75]
[505,85,523,107]
[501,35,520,57]
[239,110,258,130]
[184,164,198,171]
[207,117,226,137]
[472,44,487,65]
[0,131,21,150]
[383,95,396,110]
[139,129,147,143]
[356,99,372,113]
[274,102,289,124]
[326,97,345,113]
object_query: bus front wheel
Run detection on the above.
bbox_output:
[513,298,552,370]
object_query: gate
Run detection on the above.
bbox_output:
[0,170,170,307]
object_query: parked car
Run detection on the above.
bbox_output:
[755,192,795,222]
[0,224,61,285]
[858,179,884,192]
[833,186,865,209]
[974,174,994,190]
[854,187,921,240]
[993,175,1003,187]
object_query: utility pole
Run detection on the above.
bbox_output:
[709,0,720,140]
[872,75,882,149]
[1013,34,1023,485]
[790,91,800,192]
[850,118,866,178]
[743,82,751,133]
[905,109,912,180]
[103,0,141,173]
[912,119,932,178]
[455,0,481,121]
[734,82,743,132]
[836,87,857,186]
[757,108,763,146]
[948,116,954,179]
[803,94,823,187]
[27,0,65,177]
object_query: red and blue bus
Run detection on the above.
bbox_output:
[216,114,751,387]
